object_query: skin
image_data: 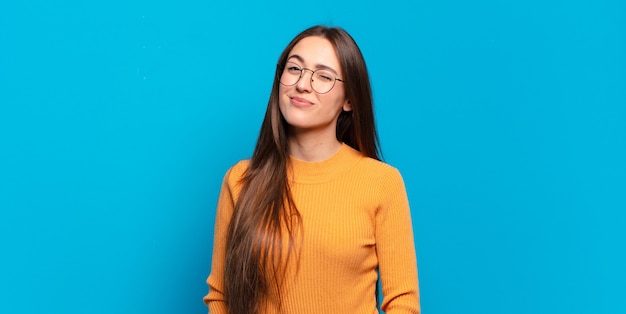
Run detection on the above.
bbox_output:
[279,36,353,162]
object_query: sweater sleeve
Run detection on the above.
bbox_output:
[376,168,421,314]
[203,162,245,313]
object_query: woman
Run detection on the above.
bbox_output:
[204,25,420,314]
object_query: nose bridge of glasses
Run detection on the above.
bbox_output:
[294,67,315,88]
[301,67,315,80]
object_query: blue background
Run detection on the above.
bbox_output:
[1,0,625,313]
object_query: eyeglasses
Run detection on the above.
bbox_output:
[279,61,344,94]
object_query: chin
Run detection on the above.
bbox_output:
[283,118,313,130]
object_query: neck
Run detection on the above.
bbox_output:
[288,131,342,162]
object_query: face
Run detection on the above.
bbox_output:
[278,36,352,137]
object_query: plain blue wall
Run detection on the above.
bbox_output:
[1,1,624,313]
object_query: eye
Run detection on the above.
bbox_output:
[315,71,334,82]
[285,63,302,74]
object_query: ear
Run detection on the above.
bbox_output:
[343,99,352,112]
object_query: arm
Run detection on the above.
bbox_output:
[376,168,421,314]
[203,162,246,313]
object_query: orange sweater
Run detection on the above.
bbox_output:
[204,144,420,313]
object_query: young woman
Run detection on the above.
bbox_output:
[204,25,420,314]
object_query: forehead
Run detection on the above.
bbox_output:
[288,36,341,71]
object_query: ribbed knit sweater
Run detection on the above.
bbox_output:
[204,143,420,313]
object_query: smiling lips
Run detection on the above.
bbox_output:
[290,96,314,107]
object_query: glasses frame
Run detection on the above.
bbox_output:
[278,62,345,94]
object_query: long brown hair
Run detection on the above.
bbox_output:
[224,25,381,314]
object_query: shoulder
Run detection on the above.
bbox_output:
[356,158,408,203]
[357,157,404,182]
[357,159,410,211]
[222,159,250,191]
[227,159,250,178]
[342,144,403,181]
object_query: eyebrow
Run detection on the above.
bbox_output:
[287,54,339,75]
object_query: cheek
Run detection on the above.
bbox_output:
[278,86,288,108]
[321,94,347,112]
[278,84,292,100]
[326,86,346,105]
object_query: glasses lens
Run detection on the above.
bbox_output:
[280,62,302,86]
[312,70,335,94]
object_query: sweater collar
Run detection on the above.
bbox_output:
[288,143,363,184]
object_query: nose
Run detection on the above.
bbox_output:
[296,68,314,92]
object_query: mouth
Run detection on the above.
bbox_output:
[289,96,314,107]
